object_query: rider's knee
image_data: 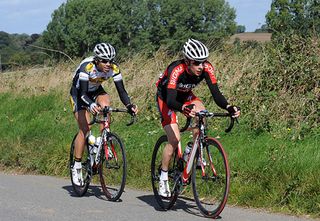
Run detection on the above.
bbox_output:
[169,138,180,148]
[79,127,90,136]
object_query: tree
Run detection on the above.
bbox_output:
[254,24,270,33]
[149,0,236,51]
[0,31,11,49]
[236,25,246,33]
[259,0,320,135]
[41,0,236,58]
[266,0,320,37]
[0,32,44,69]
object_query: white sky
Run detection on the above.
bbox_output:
[0,0,272,34]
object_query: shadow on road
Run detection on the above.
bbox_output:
[62,184,122,202]
[136,194,161,210]
[137,194,209,218]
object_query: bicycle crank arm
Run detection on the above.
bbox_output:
[106,165,121,169]
[202,175,219,181]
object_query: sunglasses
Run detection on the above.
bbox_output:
[99,59,113,64]
[192,60,205,66]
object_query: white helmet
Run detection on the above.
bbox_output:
[183,38,209,62]
[93,43,116,60]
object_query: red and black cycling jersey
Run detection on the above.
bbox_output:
[156,59,228,111]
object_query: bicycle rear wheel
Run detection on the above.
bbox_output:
[151,135,180,210]
[69,133,91,196]
[191,137,230,218]
[99,132,127,201]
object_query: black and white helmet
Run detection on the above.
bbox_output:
[93,43,116,60]
[183,38,209,62]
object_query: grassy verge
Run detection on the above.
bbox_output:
[0,92,74,174]
[0,91,319,218]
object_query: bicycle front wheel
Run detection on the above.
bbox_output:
[191,137,230,218]
[69,133,91,197]
[151,135,180,210]
[99,132,127,201]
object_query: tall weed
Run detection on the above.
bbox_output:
[255,35,319,139]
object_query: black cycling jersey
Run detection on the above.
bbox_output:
[156,59,228,111]
[70,56,130,109]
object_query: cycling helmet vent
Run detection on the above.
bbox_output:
[183,38,209,62]
[93,43,116,60]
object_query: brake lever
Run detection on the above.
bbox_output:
[126,114,136,126]
[225,117,235,133]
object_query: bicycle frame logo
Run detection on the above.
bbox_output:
[104,117,110,132]
[102,118,117,162]
[181,134,199,183]
[94,117,114,165]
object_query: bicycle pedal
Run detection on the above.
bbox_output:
[105,162,119,169]
[160,195,172,199]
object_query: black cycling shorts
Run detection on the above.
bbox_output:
[69,86,107,113]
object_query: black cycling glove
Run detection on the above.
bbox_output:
[227,105,240,117]
[182,104,195,117]
[126,103,137,116]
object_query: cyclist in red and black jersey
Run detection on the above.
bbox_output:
[156,39,240,197]
[70,43,138,186]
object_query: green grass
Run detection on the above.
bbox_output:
[223,132,320,216]
[0,84,319,217]
[0,92,75,175]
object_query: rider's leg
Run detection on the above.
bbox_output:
[158,123,180,197]
[161,123,181,171]
[72,109,91,185]
[74,110,91,160]
[190,100,207,167]
[190,100,206,140]
[96,93,110,108]
[156,96,179,196]
[96,94,111,132]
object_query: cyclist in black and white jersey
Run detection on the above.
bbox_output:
[70,43,138,186]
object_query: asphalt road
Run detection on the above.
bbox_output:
[0,172,317,221]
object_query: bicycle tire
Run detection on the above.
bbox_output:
[99,132,127,201]
[151,135,180,210]
[69,133,91,197]
[191,137,230,218]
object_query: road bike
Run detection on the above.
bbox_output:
[151,110,236,218]
[70,106,135,201]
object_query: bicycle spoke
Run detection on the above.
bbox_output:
[151,135,179,210]
[192,138,230,218]
[99,133,126,201]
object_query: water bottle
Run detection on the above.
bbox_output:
[94,136,102,154]
[183,142,193,162]
[88,134,96,150]
[87,134,96,165]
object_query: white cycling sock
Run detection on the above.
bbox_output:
[160,169,168,181]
